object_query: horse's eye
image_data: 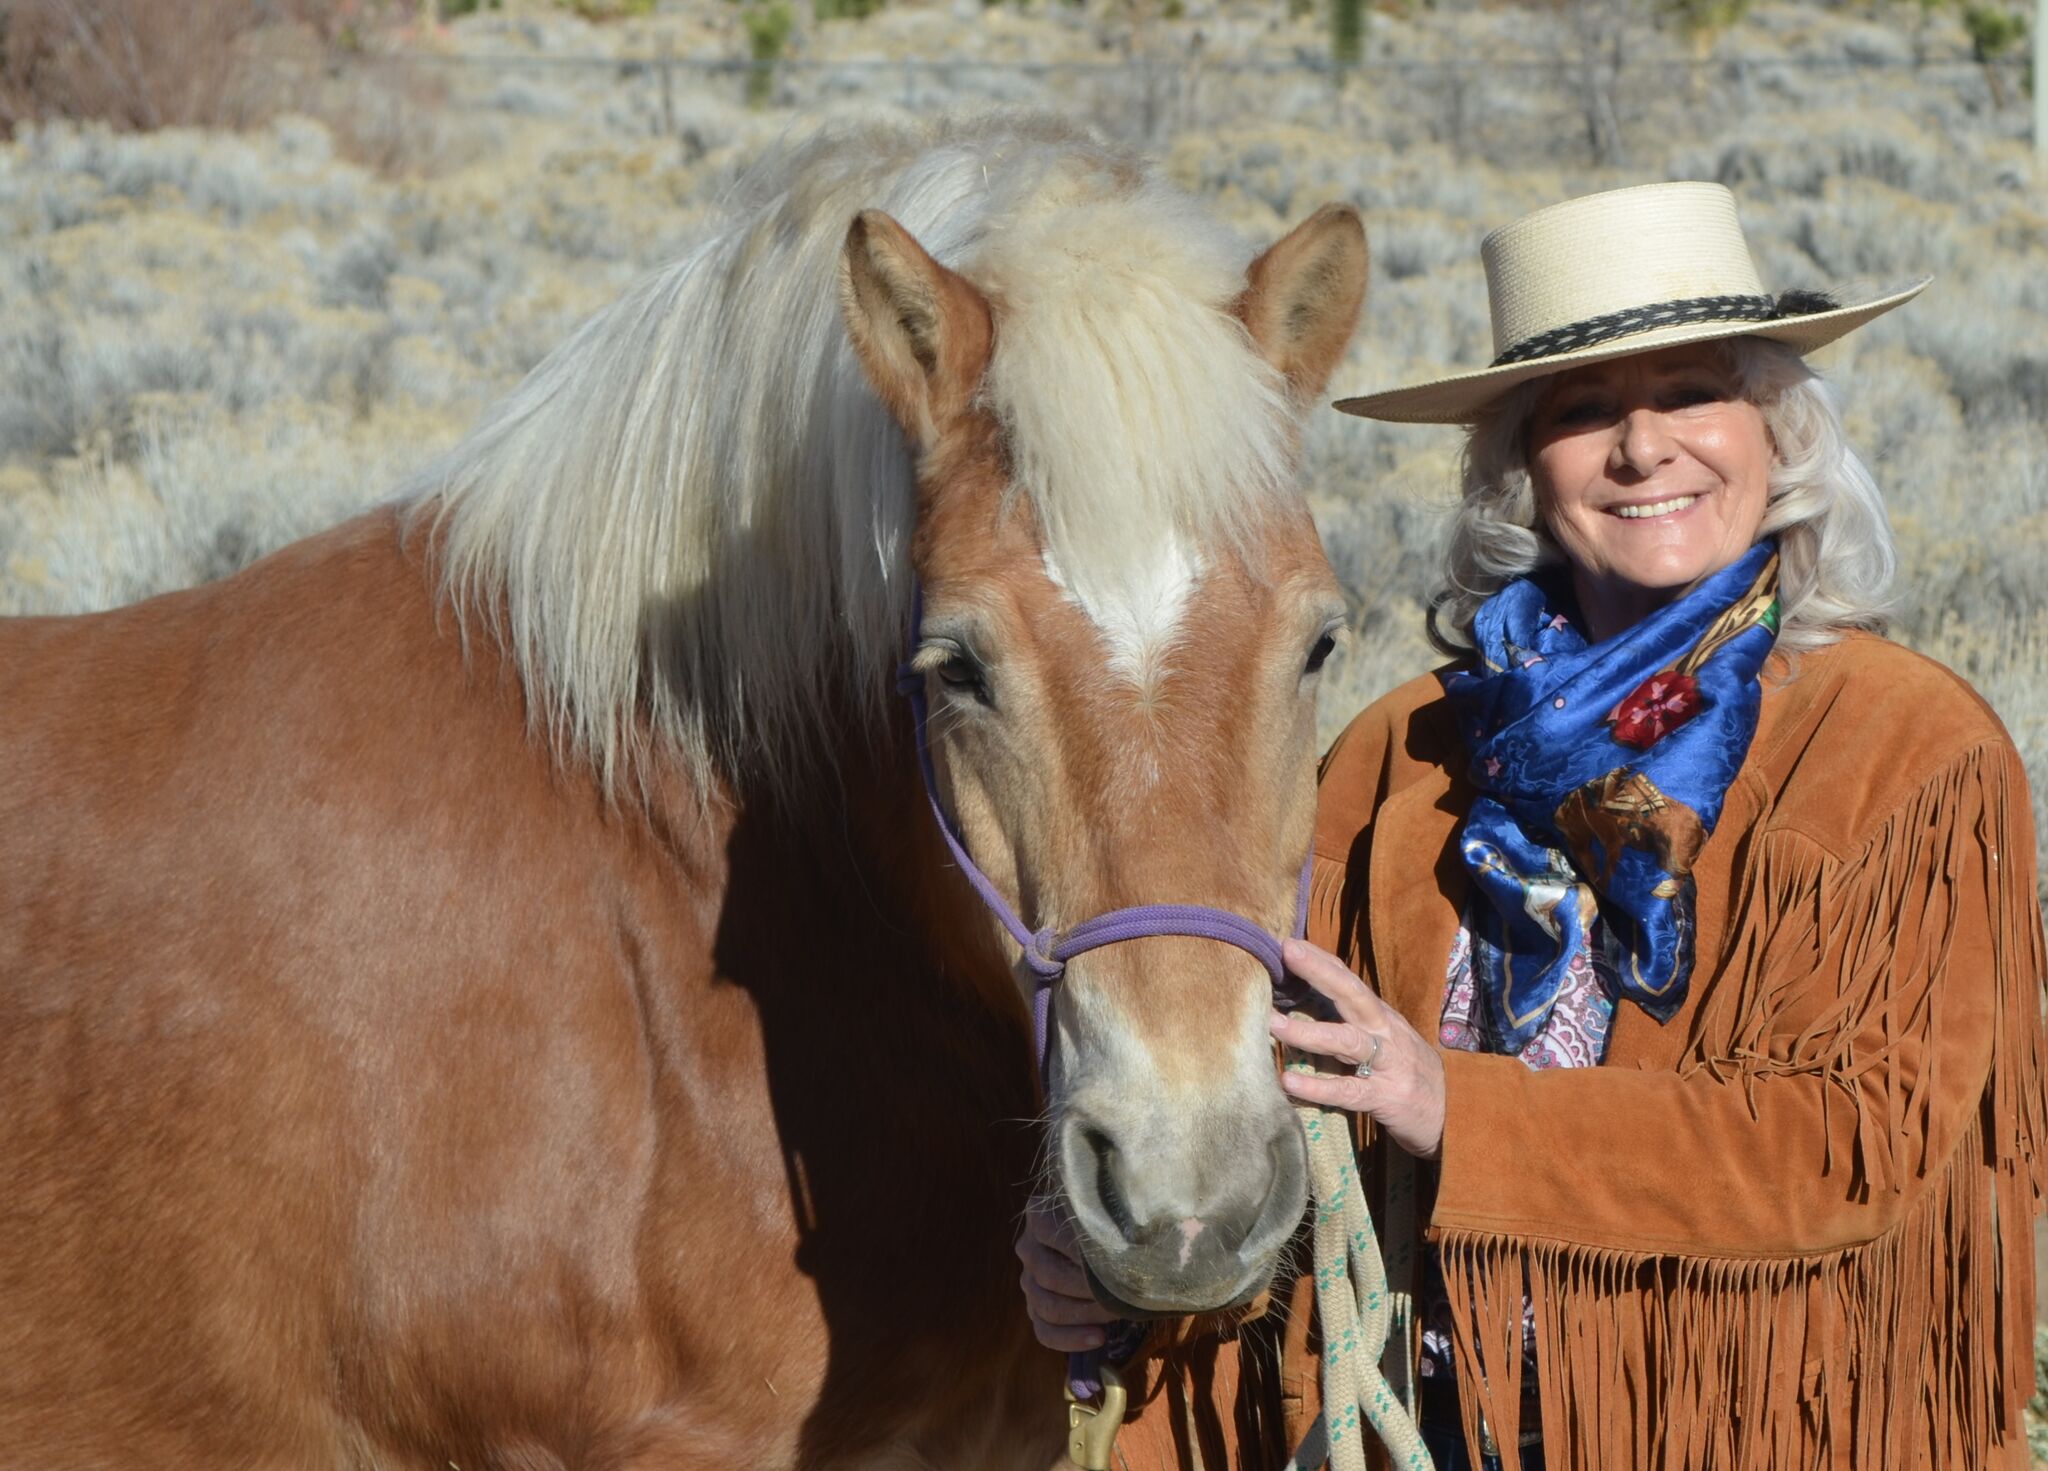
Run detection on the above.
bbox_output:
[1304,630,1338,677]
[938,652,990,703]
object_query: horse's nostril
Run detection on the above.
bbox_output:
[1085,1126,1142,1245]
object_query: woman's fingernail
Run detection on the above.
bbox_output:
[1085,1329,1106,1348]
[1268,1010,1288,1032]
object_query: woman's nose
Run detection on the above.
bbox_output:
[1612,407,1677,477]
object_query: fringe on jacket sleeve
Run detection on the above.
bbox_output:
[1431,739,2048,1471]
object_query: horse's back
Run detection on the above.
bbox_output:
[0,513,693,1466]
[0,509,540,1008]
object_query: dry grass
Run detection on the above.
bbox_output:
[0,0,473,176]
[0,0,328,135]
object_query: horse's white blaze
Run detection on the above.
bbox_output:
[1047,534,1203,692]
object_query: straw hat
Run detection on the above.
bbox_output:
[1334,181,1928,425]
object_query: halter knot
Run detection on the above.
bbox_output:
[1023,928,1066,980]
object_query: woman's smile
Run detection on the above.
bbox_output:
[1606,490,1705,519]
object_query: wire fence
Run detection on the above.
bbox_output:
[378,42,2034,165]
[401,49,2029,76]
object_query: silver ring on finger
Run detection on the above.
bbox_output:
[1353,1032,1384,1079]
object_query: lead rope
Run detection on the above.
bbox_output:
[1284,1085,1433,1471]
[1279,862,1430,1471]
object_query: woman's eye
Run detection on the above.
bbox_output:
[1665,384,1722,408]
[1305,631,1338,677]
[1552,400,1609,427]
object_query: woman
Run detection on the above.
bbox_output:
[1017,181,2048,1469]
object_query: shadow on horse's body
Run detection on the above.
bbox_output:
[0,114,1367,1467]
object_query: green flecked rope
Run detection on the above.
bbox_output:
[1290,1064,1434,1471]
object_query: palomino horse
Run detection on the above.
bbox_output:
[0,115,1365,1467]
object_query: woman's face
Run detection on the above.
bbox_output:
[1525,342,1774,640]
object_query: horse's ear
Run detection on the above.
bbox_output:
[1235,203,1368,404]
[839,210,993,449]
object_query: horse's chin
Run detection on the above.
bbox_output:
[1082,1259,1273,1322]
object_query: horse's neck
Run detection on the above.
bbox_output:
[624,707,1052,1450]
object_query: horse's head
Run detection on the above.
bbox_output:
[841,196,1367,1315]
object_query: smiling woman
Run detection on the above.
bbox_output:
[1304,182,2047,1471]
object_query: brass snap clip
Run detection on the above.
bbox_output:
[1064,1362,1128,1471]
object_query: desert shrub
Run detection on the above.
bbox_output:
[0,0,346,136]
[13,119,368,226]
[742,0,794,108]
[1666,110,1961,202]
[0,1,462,177]
[320,227,401,311]
[1332,0,1365,64]
[0,401,441,616]
[1663,0,1750,38]
[561,0,656,17]
[1962,1,2026,59]
[1372,209,1472,280]
[318,59,474,177]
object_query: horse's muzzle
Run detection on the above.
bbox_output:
[1057,1108,1308,1316]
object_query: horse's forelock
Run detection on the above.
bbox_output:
[972,182,1297,679]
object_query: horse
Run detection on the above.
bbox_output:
[0,114,1367,1468]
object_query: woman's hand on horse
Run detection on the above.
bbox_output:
[1268,937,1446,1161]
[1016,1196,1119,1353]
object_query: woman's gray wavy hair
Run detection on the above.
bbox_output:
[1427,337,1894,656]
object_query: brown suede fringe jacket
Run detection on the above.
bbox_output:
[1112,631,2048,1470]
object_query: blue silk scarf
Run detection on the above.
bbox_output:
[1441,541,1781,1054]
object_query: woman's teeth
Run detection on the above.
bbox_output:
[1612,494,1699,519]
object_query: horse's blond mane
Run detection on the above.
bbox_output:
[406,112,1296,795]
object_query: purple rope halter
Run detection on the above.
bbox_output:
[894,584,1313,1400]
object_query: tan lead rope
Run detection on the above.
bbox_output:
[1288,1077,1434,1471]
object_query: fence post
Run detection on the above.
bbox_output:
[2035,0,2045,158]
